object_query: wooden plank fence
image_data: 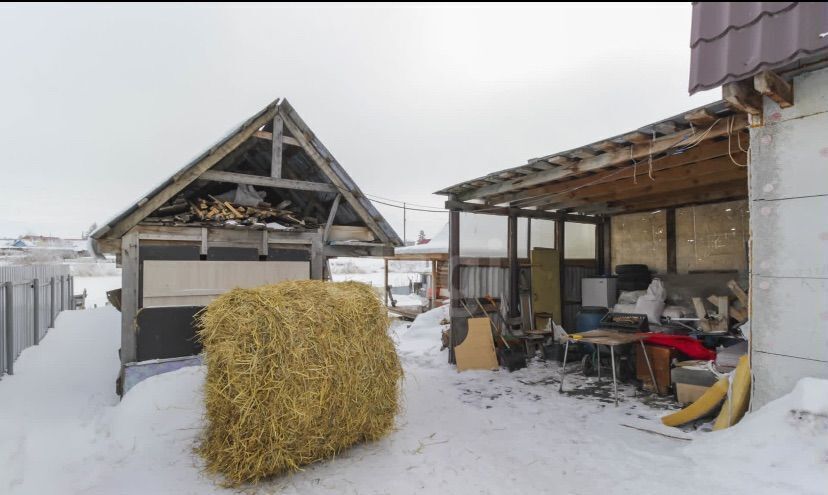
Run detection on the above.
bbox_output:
[0,264,74,376]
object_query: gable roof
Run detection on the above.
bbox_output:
[91,98,402,247]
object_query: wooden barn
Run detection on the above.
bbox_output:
[90,98,401,393]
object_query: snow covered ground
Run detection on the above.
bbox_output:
[0,302,826,494]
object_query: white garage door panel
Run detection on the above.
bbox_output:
[143,260,309,307]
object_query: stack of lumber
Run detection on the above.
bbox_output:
[692,279,749,333]
[144,195,318,229]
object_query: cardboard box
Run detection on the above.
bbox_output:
[636,344,674,395]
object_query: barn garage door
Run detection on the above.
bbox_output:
[142,260,309,307]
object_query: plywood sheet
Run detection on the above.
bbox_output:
[531,248,561,326]
[455,317,498,371]
[611,210,667,273]
[143,260,309,307]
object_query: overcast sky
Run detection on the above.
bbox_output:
[0,3,717,241]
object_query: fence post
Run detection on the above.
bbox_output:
[50,277,56,328]
[32,279,40,346]
[5,281,14,375]
[59,275,65,312]
[68,275,74,310]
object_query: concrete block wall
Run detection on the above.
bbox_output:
[749,66,828,408]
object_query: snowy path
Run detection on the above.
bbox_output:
[0,306,825,494]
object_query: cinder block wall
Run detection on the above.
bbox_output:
[749,66,828,408]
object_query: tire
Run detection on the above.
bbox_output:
[615,264,650,275]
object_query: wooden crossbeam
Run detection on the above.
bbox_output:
[723,80,762,115]
[684,109,717,126]
[254,130,302,147]
[270,115,283,178]
[455,115,748,202]
[531,158,746,210]
[200,170,338,193]
[574,180,747,215]
[754,71,793,108]
[494,138,745,207]
[444,200,599,224]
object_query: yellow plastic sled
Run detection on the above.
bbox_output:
[714,355,751,430]
[661,376,728,427]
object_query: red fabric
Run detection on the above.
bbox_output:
[643,334,716,360]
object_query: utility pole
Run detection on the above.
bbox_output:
[403,202,407,245]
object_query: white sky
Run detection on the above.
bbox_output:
[0,3,717,241]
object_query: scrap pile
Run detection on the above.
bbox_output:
[197,280,402,485]
[144,194,318,229]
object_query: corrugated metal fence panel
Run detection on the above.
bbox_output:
[0,264,71,376]
[459,266,509,300]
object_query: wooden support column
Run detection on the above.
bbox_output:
[601,217,612,275]
[430,259,437,309]
[310,234,324,280]
[120,231,139,365]
[555,219,565,319]
[271,114,283,178]
[666,207,677,274]
[507,215,519,319]
[384,258,389,307]
[595,219,605,275]
[448,209,460,364]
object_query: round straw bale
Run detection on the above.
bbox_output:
[197,280,402,485]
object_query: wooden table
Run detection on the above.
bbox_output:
[559,330,657,406]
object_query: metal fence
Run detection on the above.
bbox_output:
[0,264,73,376]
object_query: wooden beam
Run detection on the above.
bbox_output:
[254,130,302,147]
[666,207,677,273]
[494,138,745,206]
[103,103,280,240]
[684,108,717,126]
[456,115,748,202]
[723,80,763,115]
[322,193,342,243]
[507,215,519,319]
[531,158,747,210]
[270,115,283,178]
[200,170,338,193]
[448,209,460,364]
[280,108,393,245]
[754,71,793,108]
[445,199,600,224]
[580,181,747,215]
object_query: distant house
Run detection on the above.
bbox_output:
[689,2,828,407]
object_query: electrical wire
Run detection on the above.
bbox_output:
[366,196,447,213]
[364,193,447,211]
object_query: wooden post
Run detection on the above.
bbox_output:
[448,209,460,364]
[49,277,56,328]
[310,234,324,280]
[120,231,140,365]
[666,207,677,274]
[507,215,519,319]
[595,219,605,275]
[555,219,566,322]
[384,258,389,307]
[430,259,437,309]
[5,281,14,375]
[68,275,74,310]
[602,217,612,275]
[59,276,65,312]
[32,279,40,345]
[271,114,284,179]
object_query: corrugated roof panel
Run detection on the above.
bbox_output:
[689,2,828,94]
